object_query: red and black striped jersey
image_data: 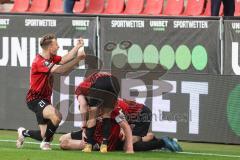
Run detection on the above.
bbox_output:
[93,120,121,151]
[93,106,125,151]
[75,72,112,97]
[26,54,62,103]
[117,98,144,117]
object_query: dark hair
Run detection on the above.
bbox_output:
[40,33,56,49]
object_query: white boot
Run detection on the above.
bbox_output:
[16,127,25,149]
[40,141,52,150]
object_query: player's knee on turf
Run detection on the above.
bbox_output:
[59,136,64,143]
[60,139,70,150]
[59,133,70,143]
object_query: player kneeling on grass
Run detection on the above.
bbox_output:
[59,105,134,153]
[16,33,86,150]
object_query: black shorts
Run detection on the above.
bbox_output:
[115,139,124,151]
[87,76,120,108]
[130,106,152,137]
[27,99,50,125]
[70,130,82,140]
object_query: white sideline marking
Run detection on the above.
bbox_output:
[1,139,240,158]
[0,139,59,146]
[178,151,240,158]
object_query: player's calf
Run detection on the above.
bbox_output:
[40,111,62,150]
[16,127,43,149]
[83,126,96,152]
[44,109,62,140]
[101,117,111,153]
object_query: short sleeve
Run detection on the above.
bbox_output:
[111,107,126,124]
[52,55,62,64]
[37,56,62,73]
[75,82,91,96]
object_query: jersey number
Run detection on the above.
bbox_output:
[38,100,46,108]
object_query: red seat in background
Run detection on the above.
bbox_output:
[183,0,205,16]
[235,0,240,16]
[123,0,144,14]
[163,0,184,16]
[47,0,64,13]
[73,0,86,13]
[11,0,30,12]
[27,0,49,13]
[84,0,104,14]
[142,0,164,15]
[104,0,125,14]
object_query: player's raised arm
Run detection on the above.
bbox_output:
[17,33,85,151]
[60,37,85,64]
[50,43,86,74]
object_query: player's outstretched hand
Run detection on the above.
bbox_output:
[76,37,84,48]
[77,48,86,60]
[76,37,86,60]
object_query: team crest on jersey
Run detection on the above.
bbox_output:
[44,61,51,67]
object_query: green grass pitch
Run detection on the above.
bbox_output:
[0,130,240,160]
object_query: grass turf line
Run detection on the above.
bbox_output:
[0,130,240,160]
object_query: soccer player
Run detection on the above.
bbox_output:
[118,131,182,152]
[59,126,182,152]
[59,104,134,153]
[59,98,182,152]
[116,98,182,152]
[16,33,86,150]
[116,98,152,143]
[75,72,120,153]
